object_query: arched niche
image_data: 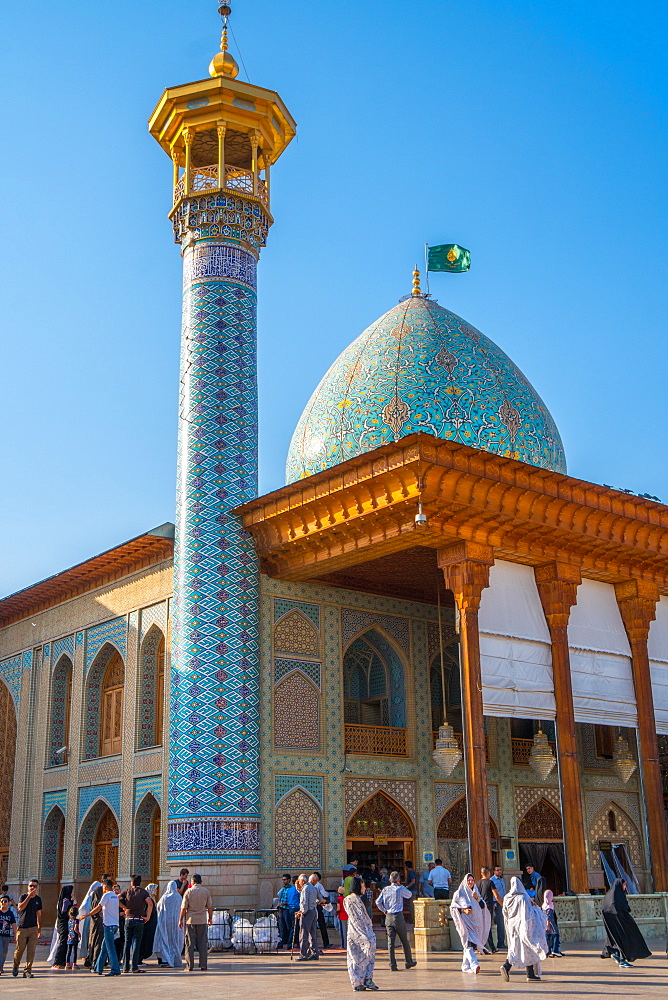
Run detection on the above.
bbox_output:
[343,628,406,728]
[82,643,125,760]
[137,626,166,749]
[274,609,319,657]
[134,793,161,884]
[77,800,119,881]
[346,791,415,874]
[0,680,17,883]
[273,670,320,749]
[274,787,321,870]
[48,655,73,766]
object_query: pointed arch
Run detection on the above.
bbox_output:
[274,671,320,749]
[0,679,17,882]
[274,788,321,869]
[137,625,166,749]
[343,627,406,728]
[517,798,563,841]
[82,643,124,760]
[78,801,119,880]
[42,805,66,880]
[346,791,414,840]
[429,644,461,733]
[437,795,468,840]
[274,609,319,657]
[134,792,161,882]
[590,799,643,868]
[48,654,73,766]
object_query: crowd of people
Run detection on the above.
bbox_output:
[0,864,654,988]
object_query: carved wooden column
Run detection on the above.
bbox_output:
[438,541,493,872]
[615,579,668,891]
[535,563,589,893]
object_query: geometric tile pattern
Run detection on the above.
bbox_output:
[42,804,65,879]
[134,792,159,877]
[140,602,167,643]
[85,618,127,675]
[587,796,642,866]
[274,775,324,807]
[273,672,320,750]
[82,645,124,760]
[135,775,163,809]
[77,797,117,881]
[48,654,72,767]
[274,599,320,628]
[137,626,164,749]
[344,778,417,823]
[341,609,410,658]
[286,295,566,482]
[513,784,561,825]
[274,609,319,656]
[43,789,68,818]
[0,654,24,707]
[274,788,321,870]
[52,634,75,664]
[168,223,262,860]
[78,782,122,825]
[274,658,321,688]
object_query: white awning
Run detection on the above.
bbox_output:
[649,597,668,733]
[568,580,637,726]
[479,561,554,718]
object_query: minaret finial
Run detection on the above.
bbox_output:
[411,268,422,296]
[210,3,239,78]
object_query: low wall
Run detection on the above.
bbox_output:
[414,894,668,953]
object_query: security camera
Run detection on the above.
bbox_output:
[414,502,427,528]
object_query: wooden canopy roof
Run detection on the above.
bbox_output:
[0,523,175,629]
[236,434,668,602]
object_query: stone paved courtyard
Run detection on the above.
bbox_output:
[5,940,668,1000]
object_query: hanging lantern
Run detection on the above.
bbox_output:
[528,729,557,781]
[613,733,637,783]
[433,723,463,777]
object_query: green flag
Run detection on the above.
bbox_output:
[427,243,471,272]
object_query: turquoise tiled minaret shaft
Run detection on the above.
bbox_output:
[148,20,296,866]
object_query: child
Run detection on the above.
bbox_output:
[0,896,17,974]
[66,906,80,970]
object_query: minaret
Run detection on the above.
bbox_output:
[149,5,295,893]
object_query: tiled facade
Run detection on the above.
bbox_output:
[0,553,653,917]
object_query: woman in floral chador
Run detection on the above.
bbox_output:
[343,878,378,992]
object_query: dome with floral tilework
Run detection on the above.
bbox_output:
[285,294,565,482]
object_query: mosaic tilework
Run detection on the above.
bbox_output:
[273,673,320,749]
[135,775,163,809]
[344,778,417,823]
[274,658,321,688]
[434,782,466,820]
[77,798,116,880]
[274,788,321,869]
[52,634,75,664]
[0,654,23,706]
[82,645,124,760]
[341,609,410,657]
[85,618,127,675]
[514,784,561,823]
[274,599,320,628]
[140,602,168,643]
[42,805,65,879]
[169,234,261,859]
[173,193,270,252]
[587,795,642,866]
[274,610,319,656]
[134,792,159,876]
[48,654,73,767]
[137,626,164,749]
[426,621,458,664]
[274,775,324,807]
[78,782,122,825]
[43,789,68,818]
[346,631,406,728]
[286,295,566,482]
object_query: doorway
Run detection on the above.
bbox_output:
[93,808,119,880]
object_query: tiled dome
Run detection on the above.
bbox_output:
[285,295,565,482]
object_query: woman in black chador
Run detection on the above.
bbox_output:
[600,878,651,968]
[52,884,75,968]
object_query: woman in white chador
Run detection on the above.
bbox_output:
[343,878,378,992]
[450,873,491,974]
[153,880,185,968]
[500,876,548,983]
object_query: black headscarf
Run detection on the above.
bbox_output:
[53,884,75,966]
[534,876,547,907]
[601,879,651,963]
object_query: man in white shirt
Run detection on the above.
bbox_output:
[428,859,452,900]
[376,872,417,972]
[89,879,121,976]
[419,863,435,898]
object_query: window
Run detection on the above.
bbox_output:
[595,725,615,760]
[100,653,124,757]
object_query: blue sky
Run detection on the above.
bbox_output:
[1,0,666,595]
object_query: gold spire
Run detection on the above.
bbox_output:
[411,268,422,296]
[210,3,239,78]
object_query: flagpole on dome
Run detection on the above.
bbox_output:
[424,243,430,295]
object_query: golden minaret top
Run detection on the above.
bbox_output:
[210,3,239,78]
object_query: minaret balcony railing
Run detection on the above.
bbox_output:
[174,163,268,207]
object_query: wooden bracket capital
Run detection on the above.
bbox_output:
[534,563,581,630]
[615,579,659,644]
[437,541,494,611]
